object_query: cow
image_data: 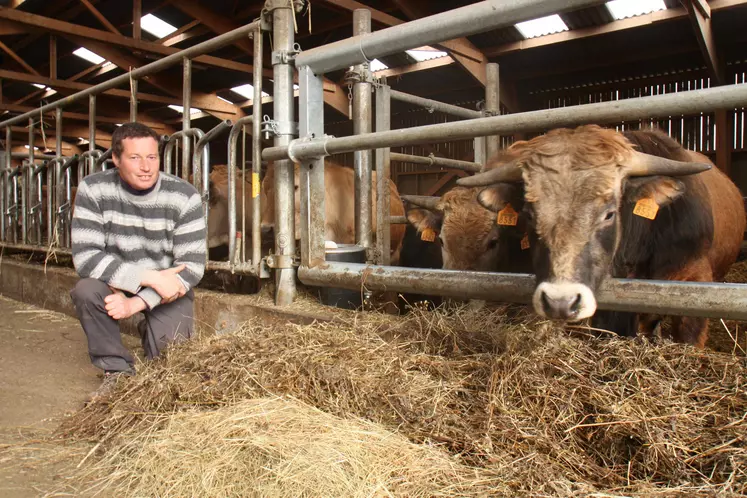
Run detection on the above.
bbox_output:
[459,125,745,347]
[397,211,444,310]
[405,185,532,273]
[260,161,407,264]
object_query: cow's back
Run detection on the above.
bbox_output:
[621,130,744,281]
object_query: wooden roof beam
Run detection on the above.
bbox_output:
[0,39,39,76]
[683,0,723,84]
[0,8,270,76]
[79,0,121,35]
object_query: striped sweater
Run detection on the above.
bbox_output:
[72,169,206,310]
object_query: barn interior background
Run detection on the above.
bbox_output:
[0,0,745,196]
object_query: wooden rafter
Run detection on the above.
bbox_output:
[374,56,455,78]
[79,0,121,35]
[133,0,141,40]
[0,8,270,76]
[49,35,57,80]
[156,19,201,44]
[0,39,40,76]
[683,0,723,84]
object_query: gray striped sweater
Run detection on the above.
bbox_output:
[72,169,206,309]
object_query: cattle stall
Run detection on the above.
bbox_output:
[0,0,746,322]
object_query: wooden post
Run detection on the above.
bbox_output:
[49,35,57,80]
[715,109,731,176]
[133,0,141,40]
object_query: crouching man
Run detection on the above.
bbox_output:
[70,122,206,398]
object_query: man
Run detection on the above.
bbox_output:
[70,122,206,397]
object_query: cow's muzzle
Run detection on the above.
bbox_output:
[533,281,597,321]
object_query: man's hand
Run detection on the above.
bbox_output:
[104,291,147,320]
[141,264,187,304]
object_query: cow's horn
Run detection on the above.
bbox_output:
[626,151,712,177]
[401,195,442,211]
[456,161,523,187]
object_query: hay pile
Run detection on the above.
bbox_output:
[57,306,747,497]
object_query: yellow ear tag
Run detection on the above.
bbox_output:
[252,172,260,198]
[496,203,519,226]
[633,197,659,220]
[521,233,530,250]
[420,228,436,242]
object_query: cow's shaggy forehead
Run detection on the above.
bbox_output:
[439,187,494,240]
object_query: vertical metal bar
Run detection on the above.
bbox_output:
[130,78,138,122]
[298,66,326,268]
[474,136,486,166]
[485,62,500,158]
[251,28,263,271]
[375,82,391,266]
[1,127,8,241]
[23,117,31,244]
[353,9,373,255]
[35,166,42,244]
[182,57,192,181]
[54,108,62,246]
[272,5,297,305]
[88,95,95,182]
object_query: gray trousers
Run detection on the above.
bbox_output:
[70,278,194,373]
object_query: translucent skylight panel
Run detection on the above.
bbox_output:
[73,47,105,64]
[140,14,177,38]
[168,105,202,114]
[406,49,448,62]
[230,84,270,100]
[32,83,45,89]
[217,96,235,104]
[369,59,388,71]
[606,0,666,20]
[515,14,569,39]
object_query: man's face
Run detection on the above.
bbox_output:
[114,136,160,190]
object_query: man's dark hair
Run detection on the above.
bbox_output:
[111,122,160,159]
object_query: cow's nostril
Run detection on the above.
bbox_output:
[570,293,582,313]
[540,291,552,313]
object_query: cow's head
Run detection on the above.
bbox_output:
[459,125,711,321]
[205,164,260,249]
[405,186,524,271]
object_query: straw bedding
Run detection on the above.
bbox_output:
[50,303,747,497]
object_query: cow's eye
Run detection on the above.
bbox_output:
[602,210,615,222]
[487,237,499,249]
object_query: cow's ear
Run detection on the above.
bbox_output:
[477,183,517,212]
[407,208,442,234]
[625,176,686,207]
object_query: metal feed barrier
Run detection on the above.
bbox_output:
[1,0,747,321]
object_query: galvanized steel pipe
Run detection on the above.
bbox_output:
[263,83,747,162]
[227,116,255,269]
[390,90,482,119]
[294,0,603,73]
[375,83,391,265]
[0,20,261,128]
[298,262,747,321]
[485,63,500,158]
[353,9,373,253]
[390,152,481,173]
[251,27,264,272]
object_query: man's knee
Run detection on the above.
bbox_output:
[70,278,111,306]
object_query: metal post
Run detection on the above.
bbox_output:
[389,152,481,173]
[2,126,9,241]
[375,82,391,266]
[23,117,32,244]
[252,27,263,273]
[87,94,96,181]
[228,116,253,266]
[390,90,482,119]
[272,4,297,305]
[54,108,62,246]
[352,9,374,255]
[298,66,326,269]
[130,78,138,122]
[485,63,500,158]
[182,57,191,181]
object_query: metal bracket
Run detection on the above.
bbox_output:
[343,67,375,86]
[265,253,297,269]
[271,44,301,65]
[264,0,304,13]
[261,115,298,139]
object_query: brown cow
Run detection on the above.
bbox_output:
[260,161,406,264]
[405,185,532,272]
[461,126,745,347]
[205,164,258,250]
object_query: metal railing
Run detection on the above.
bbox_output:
[276,1,747,319]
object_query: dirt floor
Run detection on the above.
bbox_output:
[0,295,139,497]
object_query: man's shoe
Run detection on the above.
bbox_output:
[84,370,131,406]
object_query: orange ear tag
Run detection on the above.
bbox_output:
[420,228,437,242]
[521,233,530,250]
[633,197,659,220]
[252,172,260,198]
[496,203,519,226]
